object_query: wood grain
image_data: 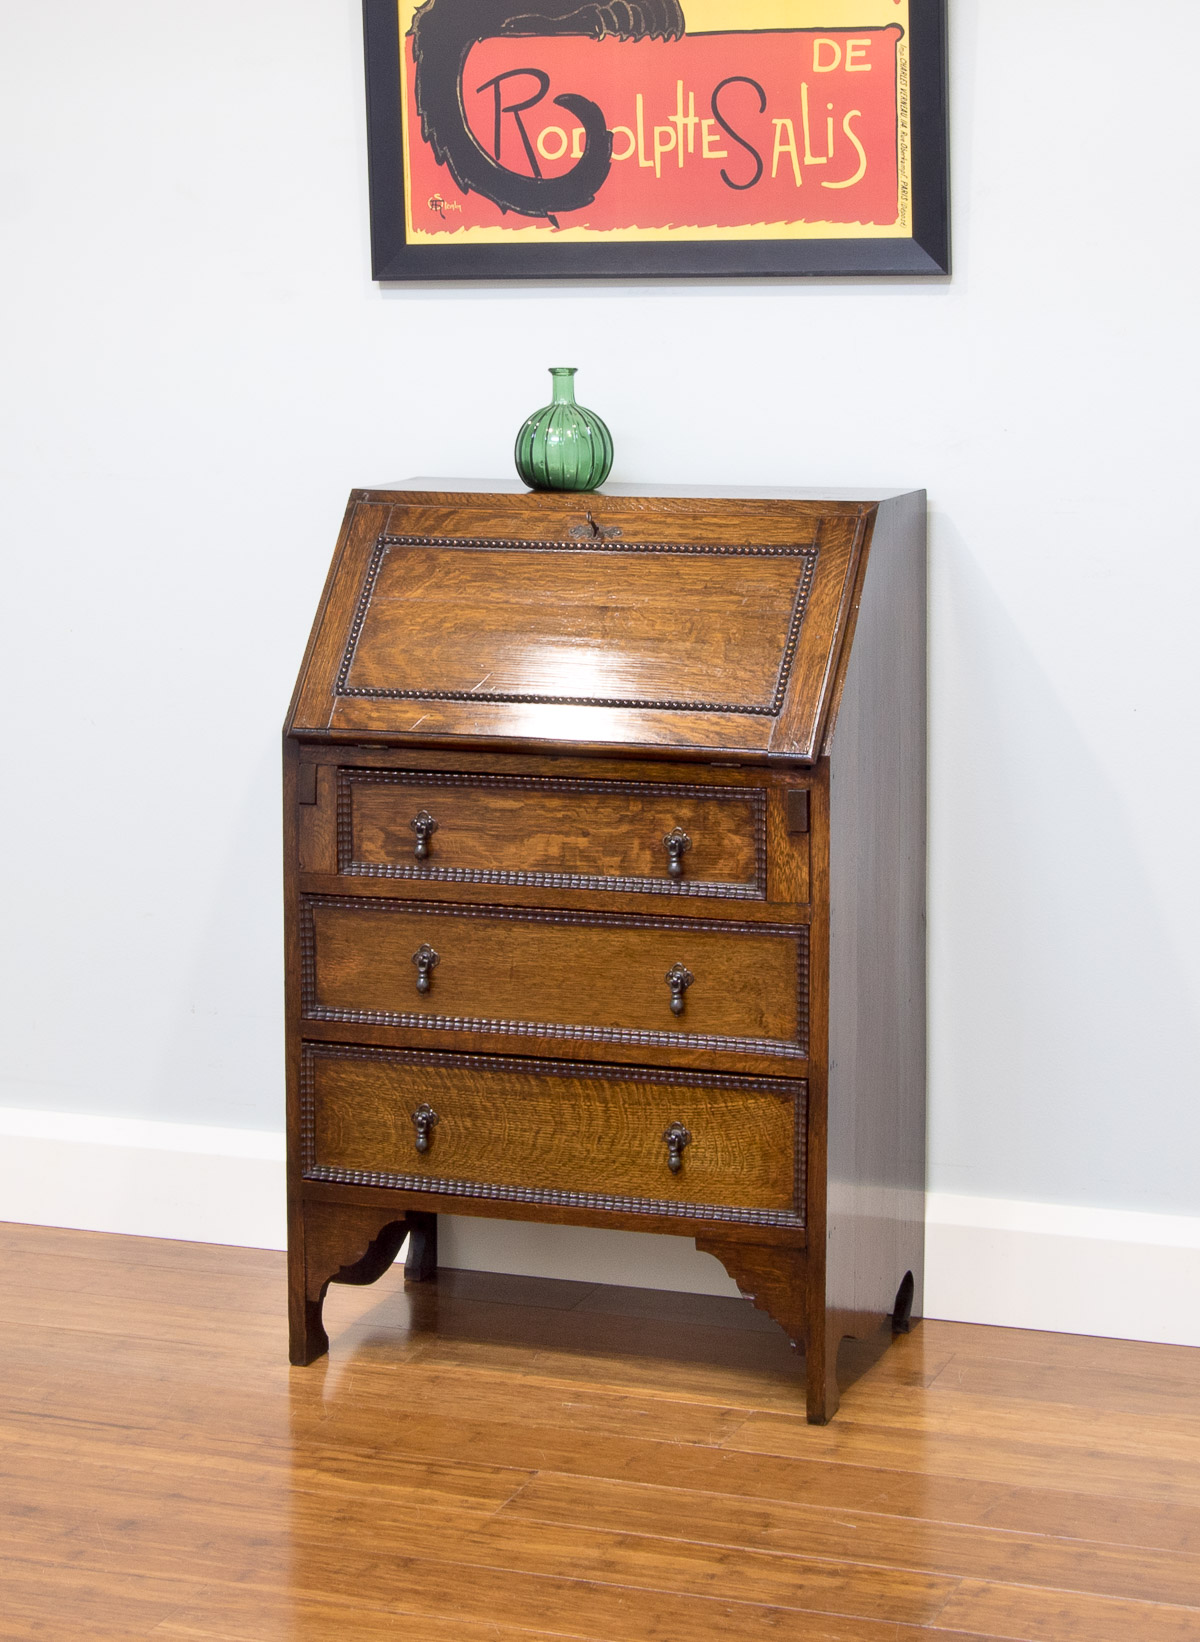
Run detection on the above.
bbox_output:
[343,541,814,708]
[286,490,869,761]
[296,748,814,917]
[307,1045,803,1214]
[343,769,766,893]
[303,894,808,1056]
[500,1473,1200,1608]
[284,484,923,1414]
[823,483,928,1395]
[4,1223,1200,1642]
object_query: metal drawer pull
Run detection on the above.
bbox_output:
[411,1103,439,1154]
[662,1122,692,1174]
[665,962,694,1016]
[662,827,692,878]
[410,810,438,859]
[412,943,440,994]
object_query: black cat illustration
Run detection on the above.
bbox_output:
[411,0,686,221]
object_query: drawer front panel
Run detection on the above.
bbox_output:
[301,1043,806,1226]
[338,769,766,900]
[301,896,808,1060]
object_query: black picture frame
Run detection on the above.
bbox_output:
[364,0,949,282]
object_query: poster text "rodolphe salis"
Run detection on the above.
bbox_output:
[404,26,908,240]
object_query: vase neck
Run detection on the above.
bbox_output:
[549,367,578,405]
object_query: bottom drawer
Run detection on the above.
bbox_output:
[301,1043,805,1228]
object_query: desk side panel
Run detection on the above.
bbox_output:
[826,489,927,1336]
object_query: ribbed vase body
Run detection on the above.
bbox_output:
[515,367,613,492]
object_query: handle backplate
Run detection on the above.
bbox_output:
[411,1103,439,1154]
[662,827,692,879]
[662,1121,692,1174]
[665,962,694,1016]
[410,810,439,860]
[412,943,440,994]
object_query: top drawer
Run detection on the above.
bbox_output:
[335,768,771,902]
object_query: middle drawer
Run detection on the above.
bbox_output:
[301,895,809,1066]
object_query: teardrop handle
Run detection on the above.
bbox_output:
[412,943,440,994]
[662,827,692,879]
[410,810,438,860]
[411,1103,439,1154]
[665,963,694,1016]
[662,1121,692,1174]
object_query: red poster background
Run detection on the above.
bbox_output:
[405,28,902,236]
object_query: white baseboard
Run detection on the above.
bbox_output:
[437,1214,741,1296]
[2,1109,1198,1343]
[924,1192,1200,1348]
[0,1107,288,1251]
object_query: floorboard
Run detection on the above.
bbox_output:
[1,1220,1198,1641]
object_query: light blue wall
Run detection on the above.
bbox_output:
[1,1,1197,1220]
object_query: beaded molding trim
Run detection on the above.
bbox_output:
[336,768,768,901]
[334,534,818,715]
[299,894,810,1060]
[299,1042,806,1229]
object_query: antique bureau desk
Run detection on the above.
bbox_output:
[285,481,925,1422]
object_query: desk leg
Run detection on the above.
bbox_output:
[695,1235,809,1376]
[804,1306,845,1425]
[288,1202,410,1365]
[404,1212,438,1282]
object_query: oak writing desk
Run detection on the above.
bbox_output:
[284,481,926,1421]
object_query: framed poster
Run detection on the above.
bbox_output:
[364,0,949,281]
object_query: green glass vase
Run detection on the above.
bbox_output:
[514,367,613,492]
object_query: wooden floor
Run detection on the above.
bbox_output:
[3,1225,1200,1641]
